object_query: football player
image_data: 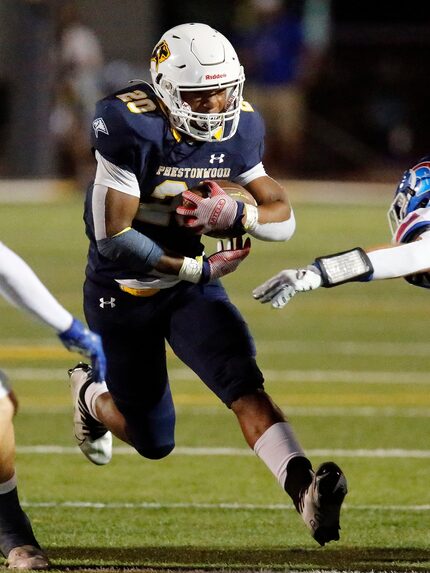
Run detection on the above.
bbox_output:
[69,23,347,547]
[253,157,430,304]
[0,241,106,569]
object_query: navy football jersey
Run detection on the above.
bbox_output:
[85,82,265,282]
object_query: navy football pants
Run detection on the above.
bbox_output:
[84,278,264,458]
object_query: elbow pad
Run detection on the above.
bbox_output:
[97,228,163,272]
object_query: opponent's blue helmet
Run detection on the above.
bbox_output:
[388,156,430,237]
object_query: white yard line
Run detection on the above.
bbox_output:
[19,405,430,418]
[16,445,430,458]
[20,500,430,512]
[260,369,429,383]
[257,339,430,357]
[6,366,430,384]
[0,338,428,356]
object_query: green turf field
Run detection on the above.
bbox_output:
[1,192,429,572]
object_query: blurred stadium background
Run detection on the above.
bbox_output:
[1,1,430,571]
[1,0,430,186]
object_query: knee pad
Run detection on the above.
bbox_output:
[126,399,176,460]
[113,382,176,460]
[219,355,264,407]
[135,441,175,460]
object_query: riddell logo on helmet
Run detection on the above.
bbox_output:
[205,73,227,80]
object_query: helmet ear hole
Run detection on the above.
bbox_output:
[418,198,430,209]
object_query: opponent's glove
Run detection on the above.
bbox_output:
[179,237,251,284]
[58,318,106,382]
[252,267,322,309]
[176,180,242,235]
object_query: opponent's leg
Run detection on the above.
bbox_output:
[0,377,49,569]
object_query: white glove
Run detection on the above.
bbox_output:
[252,267,322,309]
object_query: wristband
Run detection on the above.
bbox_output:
[314,247,374,287]
[229,202,246,236]
[178,256,203,283]
[243,204,259,232]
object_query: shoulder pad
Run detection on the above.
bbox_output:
[241,100,254,112]
[108,82,159,115]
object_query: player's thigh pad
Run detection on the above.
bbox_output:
[168,281,264,406]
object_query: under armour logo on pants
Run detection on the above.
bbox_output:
[99,297,116,308]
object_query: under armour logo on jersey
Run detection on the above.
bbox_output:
[209,153,225,164]
[92,117,109,138]
[99,297,116,308]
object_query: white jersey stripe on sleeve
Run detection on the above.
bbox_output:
[94,151,140,197]
[234,162,267,186]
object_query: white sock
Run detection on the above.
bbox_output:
[0,473,17,495]
[84,380,108,423]
[254,422,305,488]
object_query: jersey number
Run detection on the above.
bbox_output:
[116,90,156,114]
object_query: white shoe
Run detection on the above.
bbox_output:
[6,545,49,569]
[68,363,112,465]
[298,461,347,546]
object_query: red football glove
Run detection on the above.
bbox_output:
[176,180,239,235]
[178,237,251,284]
[202,236,251,282]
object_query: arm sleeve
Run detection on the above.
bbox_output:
[368,234,430,280]
[244,206,296,241]
[91,181,164,272]
[97,227,164,272]
[0,243,72,332]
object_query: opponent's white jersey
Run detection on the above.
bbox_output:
[0,242,72,331]
[394,207,430,288]
[394,207,430,244]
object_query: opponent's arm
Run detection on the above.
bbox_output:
[253,237,430,308]
[0,242,106,381]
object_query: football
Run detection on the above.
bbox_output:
[183,179,257,238]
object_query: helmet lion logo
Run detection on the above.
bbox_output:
[151,40,171,71]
